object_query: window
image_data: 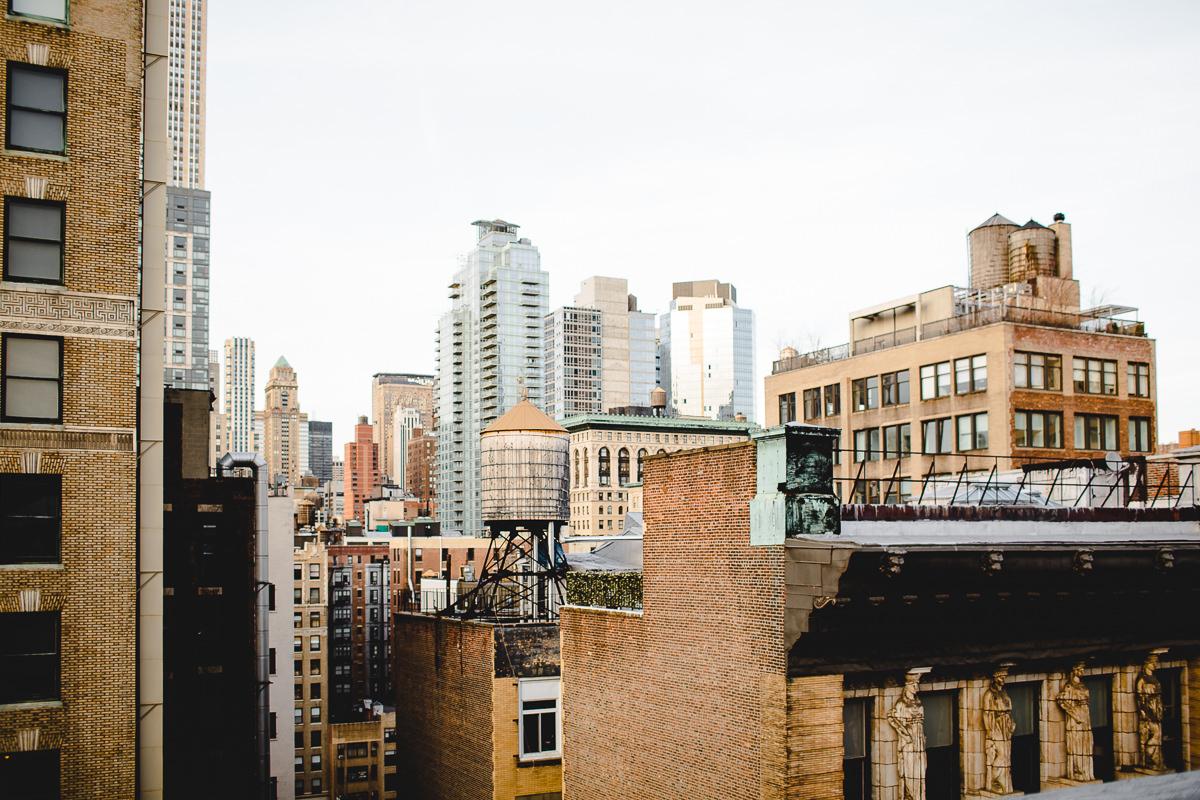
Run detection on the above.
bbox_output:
[269,711,277,740]
[309,658,320,676]
[920,361,951,399]
[519,677,561,759]
[310,754,321,770]
[637,449,646,483]
[347,742,369,758]
[293,708,301,724]
[309,635,320,652]
[882,477,912,504]
[598,447,610,486]
[293,660,302,677]
[820,383,840,417]
[803,389,821,421]
[851,376,878,411]
[1129,417,1152,453]
[1075,414,1118,451]
[4,197,64,284]
[853,428,880,462]
[1009,683,1041,794]
[617,448,629,485]
[294,683,302,701]
[1128,362,1150,398]
[882,423,910,460]
[294,612,302,629]
[922,417,953,454]
[923,691,960,800]
[293,564,301,580]
[293,587,301,604]
[1014,351,1061,390]
[309,563,320,579]
[309,611,319,627]
[956,412,988,451]
[954,355,987,394]
[1073,358,1117,395]
[0,611,59,703]
[0,473,60,563]
[294,757,303,773]
[851,479,880,505]
[881,369,909,406]
[779,392,797,423]
[311,730,322,748]
[6,64,66,155]
[310,706,320,723]
[311,778,322,793]
[10,0,69,22]
[269,648,276,675]
[0,748,58,800]
[307,587,320,604]
[843,698,871,800]
[2,335,62,422]
[1085,676,1115,781]
[1015,411,1062,449]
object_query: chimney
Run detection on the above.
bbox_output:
[749,422,841,544]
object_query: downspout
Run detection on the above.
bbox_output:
[407,525,413,610]
[217,452,270,798]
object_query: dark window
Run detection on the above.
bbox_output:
[269,712,277,739]
[637,449,646,483]
[923,691,960,800]
[1014,351,1062,391]
[803,389,821,421]
[268,647,276,675]
[882,476,912,504]
[597,447,610,487]
[779,392,797,423]
[0,473,60,563]
[310,729,322,748]
[824,383,840,416]
[1084,675,1114,781]
[1160,668,1184,771]
[1074,414,1118,451]
[2,334,62,422]
[843,698,871,800]
[851,479,879,505]
[1015,411,1063,449]
[0,611,59,703]
[851,376,878,411]
[0,748,59,800]
[1128,362,1151,398]
[6,63,66,154]
[1008,682,1040,794]
[4,197,64,284]
[617,448,629,486]
[881,369,909,406]
[954,354,987,394]
[1073,358,1117,395]
[853,428,880,462]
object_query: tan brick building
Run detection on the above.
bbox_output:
[0,1,158,797]
[561,426,1200,800]
[370,372,433,481]
[294,540,330,799]
[764,213,1157,504]
[263,355,308,487]
[328,710,398,800]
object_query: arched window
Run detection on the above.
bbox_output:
[637,449,647,482]
[618,448,630,486]
[657,448,666,456]
[573,449,580,488]
[583,448,589,486]
[618,505,623,516]
[598,447,610,486]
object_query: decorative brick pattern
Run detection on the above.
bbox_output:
[0,288,136,340]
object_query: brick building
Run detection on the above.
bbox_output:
[406,427,438,517]
[764,213,1157,505]
[328,709,399,800]
[371,372,433,482]
[393,616,563,800]
[328,544,391,722]
[294,540,330,799]
[560,426,1200,799]
[263,356,308,487]
[0,1,157,797]
[344,417,379,523]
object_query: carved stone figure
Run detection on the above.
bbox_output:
[1136,654,1165,771]
[1056,663,1094,782]
[983,667,1015,794]
[889,672,927,800]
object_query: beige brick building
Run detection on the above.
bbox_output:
[263,355,308,487]
[0,1,159,797]
[370,372,433,481]
[764,213,1157,504]
[294,540,330,799]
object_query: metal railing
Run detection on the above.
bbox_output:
[853,326,917,356]
[922,306,1146,341]
[835,450,1196,510]
[772,343,851,375]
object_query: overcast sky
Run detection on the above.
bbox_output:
[205,1,1199,449]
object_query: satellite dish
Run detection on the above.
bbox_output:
[1104,451,1124,472]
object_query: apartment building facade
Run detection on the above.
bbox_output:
[344,417,378,523]
[328,544,391,723]
[0,1,154,797]
[263,356,308,487]
[561,413,757,535]
[370,372,432,481]
[764,213,1157,504]
[294,541,330,799]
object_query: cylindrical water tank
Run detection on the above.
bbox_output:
[968,213,1019,291]
[481,400,569,522]
[1008,220,1058,283]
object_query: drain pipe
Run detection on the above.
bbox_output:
[217,452,270,797]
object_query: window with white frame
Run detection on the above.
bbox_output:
[519,677,561,759]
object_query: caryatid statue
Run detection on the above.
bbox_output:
[1056,662,1094,782]
[1136,653,1166,771]
[983,666,1016,794]
[889,670,929,800]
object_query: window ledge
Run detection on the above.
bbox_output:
[0,421,64,431]
[516,756,561,767]
[0,699,63,711]
[1,149,68,163]
[5,13,70,29]
[0,563,63,571]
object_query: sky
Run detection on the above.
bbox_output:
[205,1,1200,449]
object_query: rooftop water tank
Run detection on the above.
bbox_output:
[480,400,569,523]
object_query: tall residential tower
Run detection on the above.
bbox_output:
[435,219,549,534]
[222,337,257,454]
[262,356,308,486]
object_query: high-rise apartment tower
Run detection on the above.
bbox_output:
[262,357,309,487]
[162,0,211,391]
[435,219,549,534]
[370,373,433,481]
[222,337,257,453]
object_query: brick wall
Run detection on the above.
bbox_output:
[394,614,495,800]
[562,441,797,800]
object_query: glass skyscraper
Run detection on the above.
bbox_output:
[435,220,549,534]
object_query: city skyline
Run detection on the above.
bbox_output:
[203,3,1200,449]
